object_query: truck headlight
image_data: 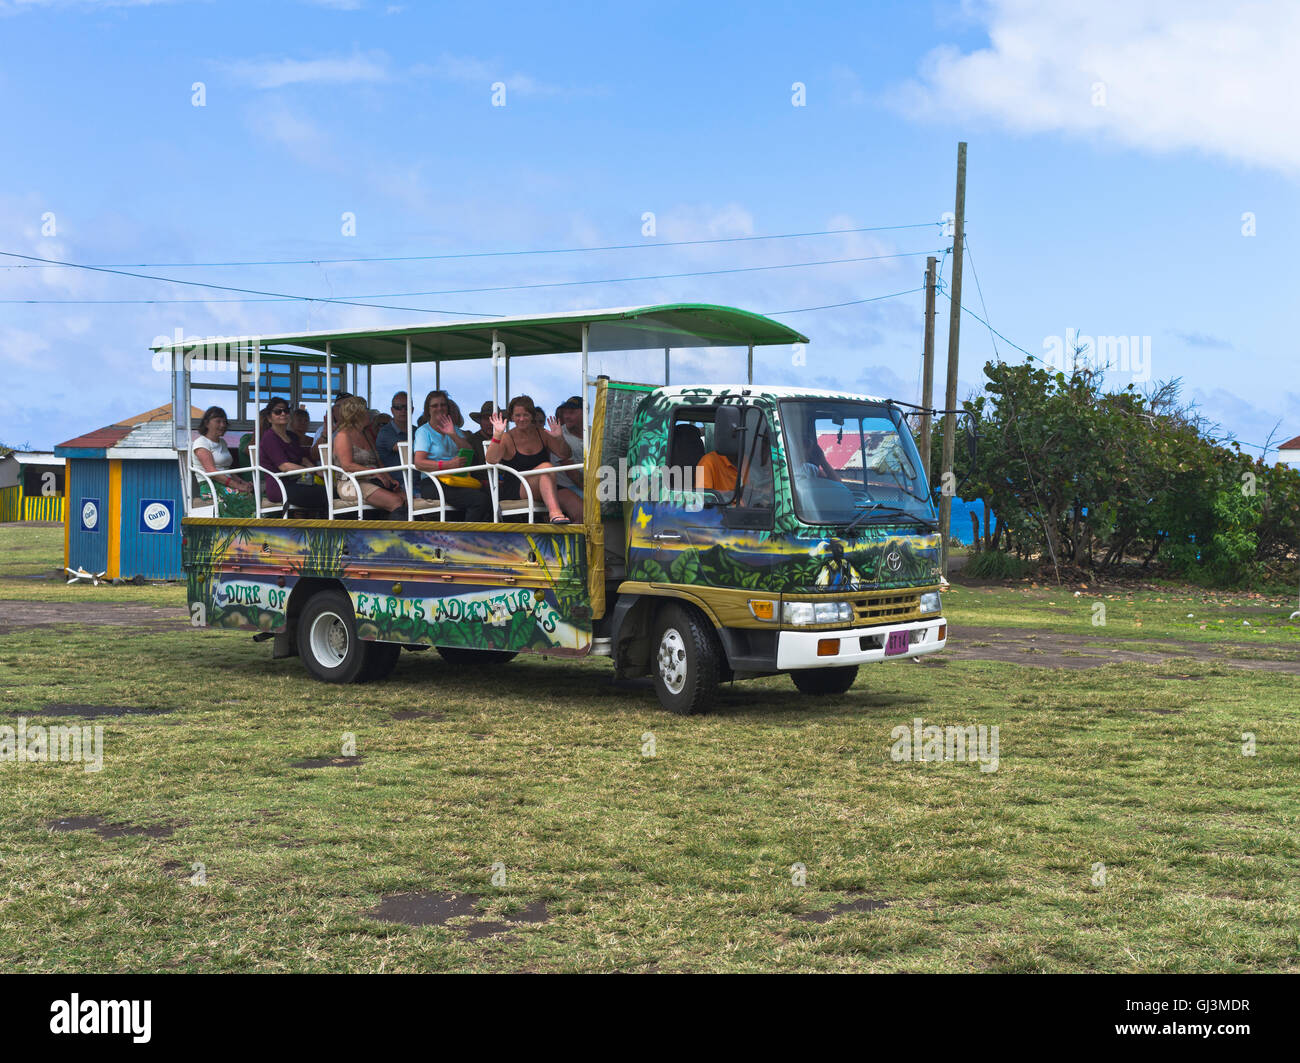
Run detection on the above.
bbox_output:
[919,591,942,615]
[783,601,851,625]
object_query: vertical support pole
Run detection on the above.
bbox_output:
[491,330,499,413]
[920,255,937,481]
[940,141,967,577]
[664,346,670,385]
[747,344,753,385]
[436,360,441,390]
[366,364,372,408]
[325,342,333,519]
[405,337,414,510]
[581,325,590,437]
[252,340,262,514]
[504,353,510,405]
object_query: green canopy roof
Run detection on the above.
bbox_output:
[150,304,809,366]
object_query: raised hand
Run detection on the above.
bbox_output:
[434,412,455,435]
[546,416,563,436]
[489,411,508,436]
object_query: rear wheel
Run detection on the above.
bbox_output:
[651,604,722,715]
[790,666,859,696]
[297,590,368,683]
[435,646,519,666]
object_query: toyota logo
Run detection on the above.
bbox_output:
[885,549,903,573]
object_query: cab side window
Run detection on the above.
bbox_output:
[669,405,774,525]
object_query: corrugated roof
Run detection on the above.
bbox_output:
[56,403,201,455]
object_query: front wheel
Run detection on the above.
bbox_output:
[790,666,859,696]
[651,604,722,715]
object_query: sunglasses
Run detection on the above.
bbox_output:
[270,407,290,415]
[392,403,408,411]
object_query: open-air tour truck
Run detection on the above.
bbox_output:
[161,304,948,714]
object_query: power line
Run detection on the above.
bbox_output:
[765,285,926,316]
[963,237,1001,361]
[0,248,493,316]
[0,248,945,305]
[937,289,1036,361]
[0,222,942,270]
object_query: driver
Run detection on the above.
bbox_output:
[795,419,841,482]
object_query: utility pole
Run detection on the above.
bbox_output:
[919,255,937,480]
[939,141,966,577]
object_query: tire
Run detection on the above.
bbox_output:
[651,603,722,715]
[360,641,402,682]
[435,646,519,666]
[297,590,368,684]
[790,666,859,696]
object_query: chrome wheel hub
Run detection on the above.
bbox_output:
[309,611,349,667]
[657,628,688,695]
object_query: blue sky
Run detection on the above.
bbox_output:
[1,0,1295,453]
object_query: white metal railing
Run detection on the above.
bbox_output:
[186,438,582,524]
[248,443,318,518]
[186,442,262,518]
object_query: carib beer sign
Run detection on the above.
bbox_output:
[138,498,175,534]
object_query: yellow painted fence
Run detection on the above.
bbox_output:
[22,492,66,521]
[0,487,66,522]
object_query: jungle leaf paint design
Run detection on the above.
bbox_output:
[182,521,591,653]
[623,388,942,591]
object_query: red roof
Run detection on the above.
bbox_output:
[56,403,202,452]
[1279,434,1300,452]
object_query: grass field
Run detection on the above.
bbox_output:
[1,524,1297,972]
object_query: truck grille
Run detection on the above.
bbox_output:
[850,592,921,626]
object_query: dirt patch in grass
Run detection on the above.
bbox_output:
[290,756,363,769]
[796,896,892,923]
[365,891,550,939]
[948,626,1300,674]
[31,703,170,718]
[47,815,175,839]
[0,599,188,634]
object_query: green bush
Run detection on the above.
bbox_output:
[965,550,1031,580]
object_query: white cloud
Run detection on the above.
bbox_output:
[895,0,1300,177]
[246,104,337,169]
[420,53,583,97]
[225,49,390,89]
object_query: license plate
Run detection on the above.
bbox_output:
[885,630,910,656]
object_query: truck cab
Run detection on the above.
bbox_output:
[597,383,947,713]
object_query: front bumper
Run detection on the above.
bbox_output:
[776,617,947,670]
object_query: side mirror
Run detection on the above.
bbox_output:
[713,405,741,460]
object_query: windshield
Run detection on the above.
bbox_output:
[779,399,937,527]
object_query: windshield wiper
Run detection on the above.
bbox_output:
[842,502,937,534]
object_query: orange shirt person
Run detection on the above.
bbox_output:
[696,450,738,492]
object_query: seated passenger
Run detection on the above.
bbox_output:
[332,396,409,519]
[193,406,255,517]
[290,408,314,447]
[485,396,580,523]
[412,390,492,521]
[550,396,585,503]
[260,400,328,516]
[375,390,409,470]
